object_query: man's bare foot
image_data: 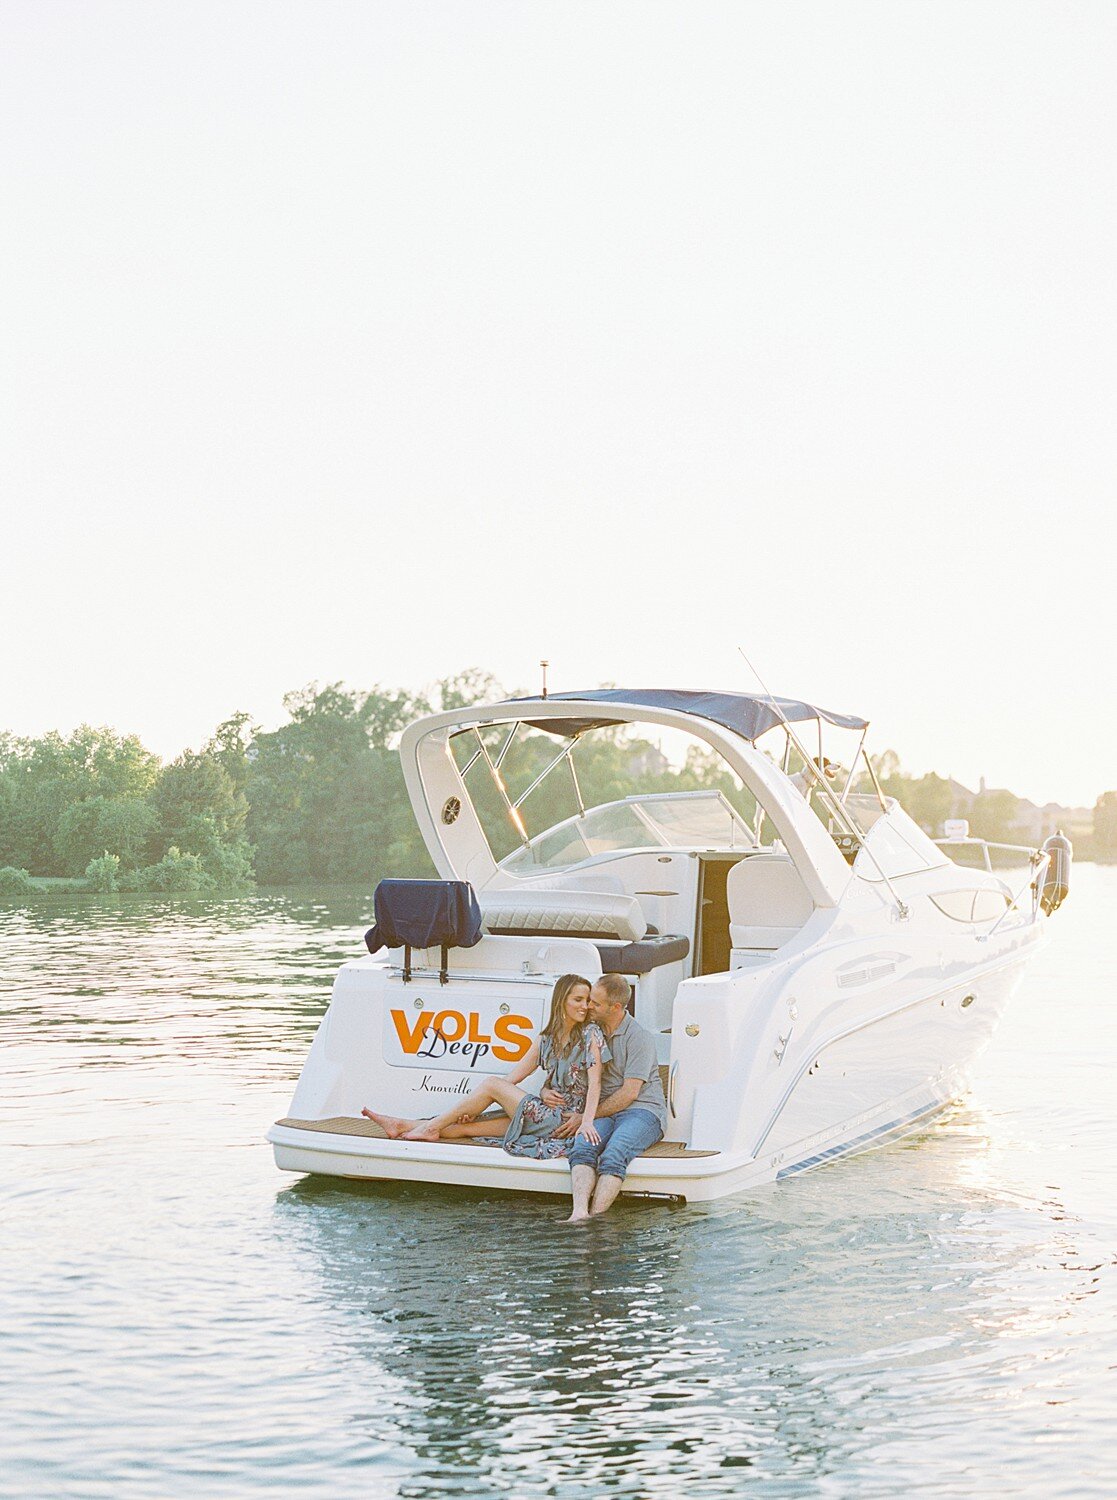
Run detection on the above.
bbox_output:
[563,1211,592,1224]
[361,1109,414,1139]
[401,1121,441,1142]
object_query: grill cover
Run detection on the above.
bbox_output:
[364,879,484,954]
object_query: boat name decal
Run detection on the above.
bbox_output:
[387,1006,534,1069]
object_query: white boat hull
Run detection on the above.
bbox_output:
[269,689,1053,1203]
[268,942,1035,1201]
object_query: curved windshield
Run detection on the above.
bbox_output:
[853,805,951,882]
[501,792,753,872]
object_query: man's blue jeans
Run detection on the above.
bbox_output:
[569,1107,664,1181]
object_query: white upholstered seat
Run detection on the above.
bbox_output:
[726,854,812,950]
[479,888,647,943]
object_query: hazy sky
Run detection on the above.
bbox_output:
[3,2,1113,806]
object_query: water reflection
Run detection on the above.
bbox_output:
[273,1108,1106,1498]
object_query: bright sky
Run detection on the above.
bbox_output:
[2,2,1113,807]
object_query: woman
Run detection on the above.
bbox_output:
[502,974,606,1160]
[362,973,606,1157]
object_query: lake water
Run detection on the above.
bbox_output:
[2,868,1115,1498]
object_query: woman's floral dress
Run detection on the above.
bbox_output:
[502,1023,609,1160]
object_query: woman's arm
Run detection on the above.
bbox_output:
[502,1040,540,1088]
[575,1042,603,1144]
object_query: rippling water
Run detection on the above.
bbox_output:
[2,871,1115,1498]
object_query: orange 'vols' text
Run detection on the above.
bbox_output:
[389,1009,533,1065]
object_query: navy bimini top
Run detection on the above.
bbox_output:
[507,688,867,743]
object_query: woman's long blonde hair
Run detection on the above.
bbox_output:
[541,973,592,1061]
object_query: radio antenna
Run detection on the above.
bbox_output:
[735,646,833,794]
[736,646,908,919]
[540,659,549,699]
[736,645,780,718]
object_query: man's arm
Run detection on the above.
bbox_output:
[595,1079,643,1118]
[553,1078,642,1137]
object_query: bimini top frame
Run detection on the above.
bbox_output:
[399,690,860,907]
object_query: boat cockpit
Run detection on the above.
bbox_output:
[395,688,962,1057]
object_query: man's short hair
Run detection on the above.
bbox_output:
[594,973,632,1009]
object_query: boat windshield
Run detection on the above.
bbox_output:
[500,792,753,872]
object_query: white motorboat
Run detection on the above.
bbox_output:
[268,688,1069,1201]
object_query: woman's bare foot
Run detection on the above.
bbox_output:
[563,1211,592,1224]
[401,1121,442,1142]
[361,1108,415,1139]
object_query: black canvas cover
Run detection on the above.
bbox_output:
[364,879,484,954]
[508,688,867,743]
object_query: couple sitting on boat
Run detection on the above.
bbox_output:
[363,972,667,1222]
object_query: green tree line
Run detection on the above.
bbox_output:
[2,671,1113,898]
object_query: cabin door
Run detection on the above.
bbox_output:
[695,856,744,976]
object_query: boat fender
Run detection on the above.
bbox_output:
[1038,831,1072,915]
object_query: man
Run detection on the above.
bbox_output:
[549,972,667,1222]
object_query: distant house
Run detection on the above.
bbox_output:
[1001,795,1047,843]
[945,778,978,821]
[1037,802,1093,843]
[946,776,1092,844]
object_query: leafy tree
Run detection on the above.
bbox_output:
[204,712,255,796]
[968,790,1021,842]
[433,670,505,714]
[120,846,209,893]
[246,682,430,883]
[197,838,255,892]
[85,853,120,892]
[874,749,902,782]
[0,865,38,900]
[143,746,254,890]
[904,773,954,835]
[4,670,1095,891]
[876,755,956,834]
[53,795,158,875]
[1094,791,1117,856]
[70,724,159,801]
[0,726,158,874]
[150,750,247,855]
